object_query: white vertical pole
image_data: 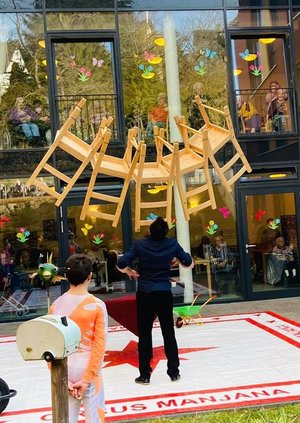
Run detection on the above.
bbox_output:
[163,14,193,303]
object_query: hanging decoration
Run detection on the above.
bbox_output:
[194,61,207,76]
[16,227,30,243]
[268,218,280,230]
[92,232,105,245]
[138,64,155,79]
[255,209,266,222]
[81,223,93,236]
[0,215,11,229]
[218,207,230,219]
[206,220,219,235]
[239,49,257,61]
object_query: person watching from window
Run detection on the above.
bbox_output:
[272,236,296,279]
[32,99,51,145]
[237,96,262,133]
[146,92,168,142]
[211,234,234,274]
[9,97,41,145]
[266,81,288,132]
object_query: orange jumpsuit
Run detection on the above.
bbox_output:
[50,293,107,422]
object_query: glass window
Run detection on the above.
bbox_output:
[226,0,289,7]
[117,0,223,9]
[293,11,300,103]
[0,178,61,321]
[46,0,114,8]
[119,10,227,144]
[46,12,115,30]
[227,9,289,27]
[0,0,42,10]
[0,13,50,151]
[231,36,294,136]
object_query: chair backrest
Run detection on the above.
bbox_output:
[123,127,139,167]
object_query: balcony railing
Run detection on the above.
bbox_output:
[234,88,294,136]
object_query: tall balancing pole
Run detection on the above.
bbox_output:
[163,14,194,303]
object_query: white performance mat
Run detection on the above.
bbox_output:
[1,311,300,422]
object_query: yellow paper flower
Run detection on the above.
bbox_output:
[209,220,214,226]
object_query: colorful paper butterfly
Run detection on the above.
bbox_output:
[81,223,93,236]
[219,207,230,219]
[255,209,266,222]
[146,212,158,221]
[92,58,103,67]
[204,48,217,59]
[239,49,250,59]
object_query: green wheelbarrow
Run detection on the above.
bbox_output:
[173,294,216,328]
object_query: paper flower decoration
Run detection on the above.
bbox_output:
[268,218,280,230]
[16,227,30,243]
[154,37,164,46]
[249,64,263,76]
[78,66,92,82]
[233,68,242,76]
[169,218,176,229]
[92,232,105,245]
[138,64,155,79]
[239,49,257,61]
[81,223,93,236]
[206,220,218,235]
[195,61,207,76]
[255,209,266,222]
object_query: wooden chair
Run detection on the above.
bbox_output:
[80,127,144,228]
[176,96,252,193]
[154,127,216,221]
[132,132,178,232]
[25,98,113,206]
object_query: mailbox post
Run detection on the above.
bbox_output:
[16,315,81,423]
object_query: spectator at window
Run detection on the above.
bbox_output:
[146,92,168,142]
[9,97,41,145]
[237,96,261,133]
[211,234,234,274]
[33,99,51,145]
[272,236,296,279]
[266,81,288,132]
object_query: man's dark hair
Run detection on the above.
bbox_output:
[149,217,169,241]
[65,253,92,286]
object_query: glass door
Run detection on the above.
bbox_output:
[49,35,119,141]
[239,189,300,299]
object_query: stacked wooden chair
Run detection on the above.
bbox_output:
[132,131,179,232]
[175,96,252,193]
[80,127,144,228]
[25,98,113,206]
[154,127,216,221]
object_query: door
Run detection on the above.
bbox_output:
[48,33,122,142]
[239,188,300,299]
[59,195,128,294]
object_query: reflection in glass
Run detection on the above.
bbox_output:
[0,13,48,150]
[227,9,289,27]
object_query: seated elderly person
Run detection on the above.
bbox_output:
[9,97,41,145]
[272,236,296,280]
[211,234,236,294]
[237,96,261,133]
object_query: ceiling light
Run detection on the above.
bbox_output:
[269,173,287,178]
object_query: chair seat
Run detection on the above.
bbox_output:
[133,163,169,182]
[100,156,130,177]
[189,126,231,154]
[163,149,204,175]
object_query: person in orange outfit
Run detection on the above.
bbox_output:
[50,253,108,422]
[146,92,168,142]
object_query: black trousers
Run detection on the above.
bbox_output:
[136,290,179,378]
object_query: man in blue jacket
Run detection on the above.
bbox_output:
[117,217,193,385]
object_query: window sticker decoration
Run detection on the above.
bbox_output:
[206,220,218,235]
[68,56,104,82]
[249,64,263,77]
[255,209,266,221]
[268,218,280,230]
[219,207,230,219]
[81,223,93,236]
[146,212,158,221]
[138,64,155,79]
[194,61,206,76]
[16,227,30,243]
[200,48,217,60]
[0,215,10,229]
[143,51,162,64]
[233,68,242,76]
[154,37,164,46]
[259,38,276,44]
[239,49,257,61]
[92,232,105,245]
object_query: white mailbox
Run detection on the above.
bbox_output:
[16,315,81,362]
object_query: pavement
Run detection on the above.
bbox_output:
[1,296,299,337]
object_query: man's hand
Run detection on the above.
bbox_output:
[70,380,89,400]
[125,267,139,280]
